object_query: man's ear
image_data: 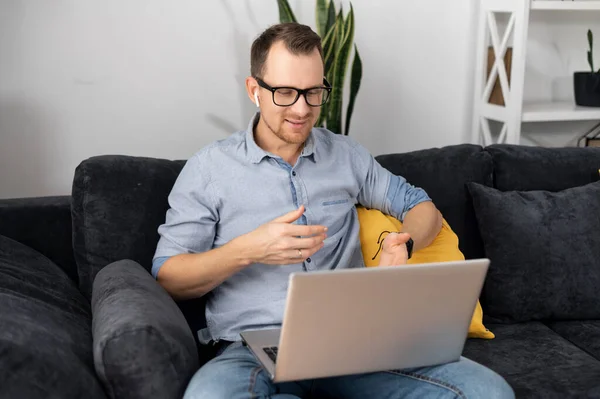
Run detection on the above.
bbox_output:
[245,76,259,106]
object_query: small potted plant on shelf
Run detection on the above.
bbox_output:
[574,29,600,107]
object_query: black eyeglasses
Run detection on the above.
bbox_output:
[371,230,401,261]
[255,77,332,107]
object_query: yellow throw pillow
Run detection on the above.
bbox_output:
[356,206,494,339]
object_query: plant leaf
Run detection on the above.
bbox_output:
[321,23,337,50]
[322,23,338,79]
[316,0,329,37]
[324,8,346,129]
[345,45,362,136]
[335,6,345,54]
[327,4,354,134]
[276,0,297,23]
[323,10,344,82]
[589,29,595,72]
[326,0,337,35]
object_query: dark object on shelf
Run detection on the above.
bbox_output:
[574,72,600,107]
[574,29,600,107]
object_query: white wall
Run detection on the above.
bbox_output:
[2,1,598,199]
[0,0,479,199]
[512,11,600,147]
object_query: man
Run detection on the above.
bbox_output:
[153,22,514,399]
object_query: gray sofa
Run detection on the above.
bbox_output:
[1,143,600,398]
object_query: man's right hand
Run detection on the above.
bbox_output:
[234,205,328,266]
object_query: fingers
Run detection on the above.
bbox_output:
[268,206,328,237]
[285,224,328,237]
[379,232,410,267]
[286,241,324,261]
[385,232,411,245]
[288,234,327,249]
[271,205,305,224]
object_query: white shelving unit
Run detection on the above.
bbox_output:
[471,0,600,146]
[532,0,600,9]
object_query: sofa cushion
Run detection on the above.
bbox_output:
[0,235,106,398]
[92,260,199,399]
[376,144,492,260]
[463,322,600,398]
[467,181,600,323]
[0,196,78,283]
[71,155,208,351]
[546,320,600,362]
[72,155,185,300]
[487,144,600,192]
[357,206,494,339]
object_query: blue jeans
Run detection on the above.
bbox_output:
[183,342,515,399]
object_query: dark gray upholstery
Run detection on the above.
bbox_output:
[0,235,106,398]
[92,260,199,399]
[467,181,600,322]
[0,196,77,283]
[463,322,600,398]
[70,155,210,359]
[546,321,600,361]
[2,143,600,398]
[376,144,493,260]
[487,144,600,192]
[71,155,185,301]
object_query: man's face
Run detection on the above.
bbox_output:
[254,41,324,145]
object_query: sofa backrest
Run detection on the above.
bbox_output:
[71,155,185,300]
[71,145,495,332]
[0,196,78,283]
[376,144,493,260]
[487,144,600,191]
[70,143,600,328]
[472,144,600,323]
[70,155,214,339]
[71,144,495,294]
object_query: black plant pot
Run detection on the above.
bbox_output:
[574,72,600,107]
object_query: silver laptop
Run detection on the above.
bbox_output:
[240,258,490,383]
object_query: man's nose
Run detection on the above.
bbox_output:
[290,93,311,115]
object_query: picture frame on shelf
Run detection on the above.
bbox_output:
[577,122,600,147]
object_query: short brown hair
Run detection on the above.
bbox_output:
[250,22,323,78]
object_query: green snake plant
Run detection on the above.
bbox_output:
[276,0,363,135]
[587,29,600,74]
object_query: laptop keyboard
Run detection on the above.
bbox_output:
[263,346,278,363]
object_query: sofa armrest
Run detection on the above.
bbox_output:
[0,196,77,283]
[92,260,200,399]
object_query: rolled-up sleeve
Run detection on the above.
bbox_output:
[353,141,431,222]
[152,153,218,278]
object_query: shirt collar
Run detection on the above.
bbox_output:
[244,112,318,164]
[301,130,317,162]
[244,113,270,164]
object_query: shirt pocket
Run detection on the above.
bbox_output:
[322,198,350,206]
[319,194,354,239]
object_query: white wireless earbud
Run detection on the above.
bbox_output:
[254,91,260,107]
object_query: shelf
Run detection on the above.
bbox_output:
[531,1,600,10]
[473,1,600,145]
[481,103,508,121]
[522,101,600,122]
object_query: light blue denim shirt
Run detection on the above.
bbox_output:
[153,113,431,343]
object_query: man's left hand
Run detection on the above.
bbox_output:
[378,232,411,266]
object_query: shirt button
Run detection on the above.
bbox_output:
[306,257,311,263]
[292,171,297,176]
